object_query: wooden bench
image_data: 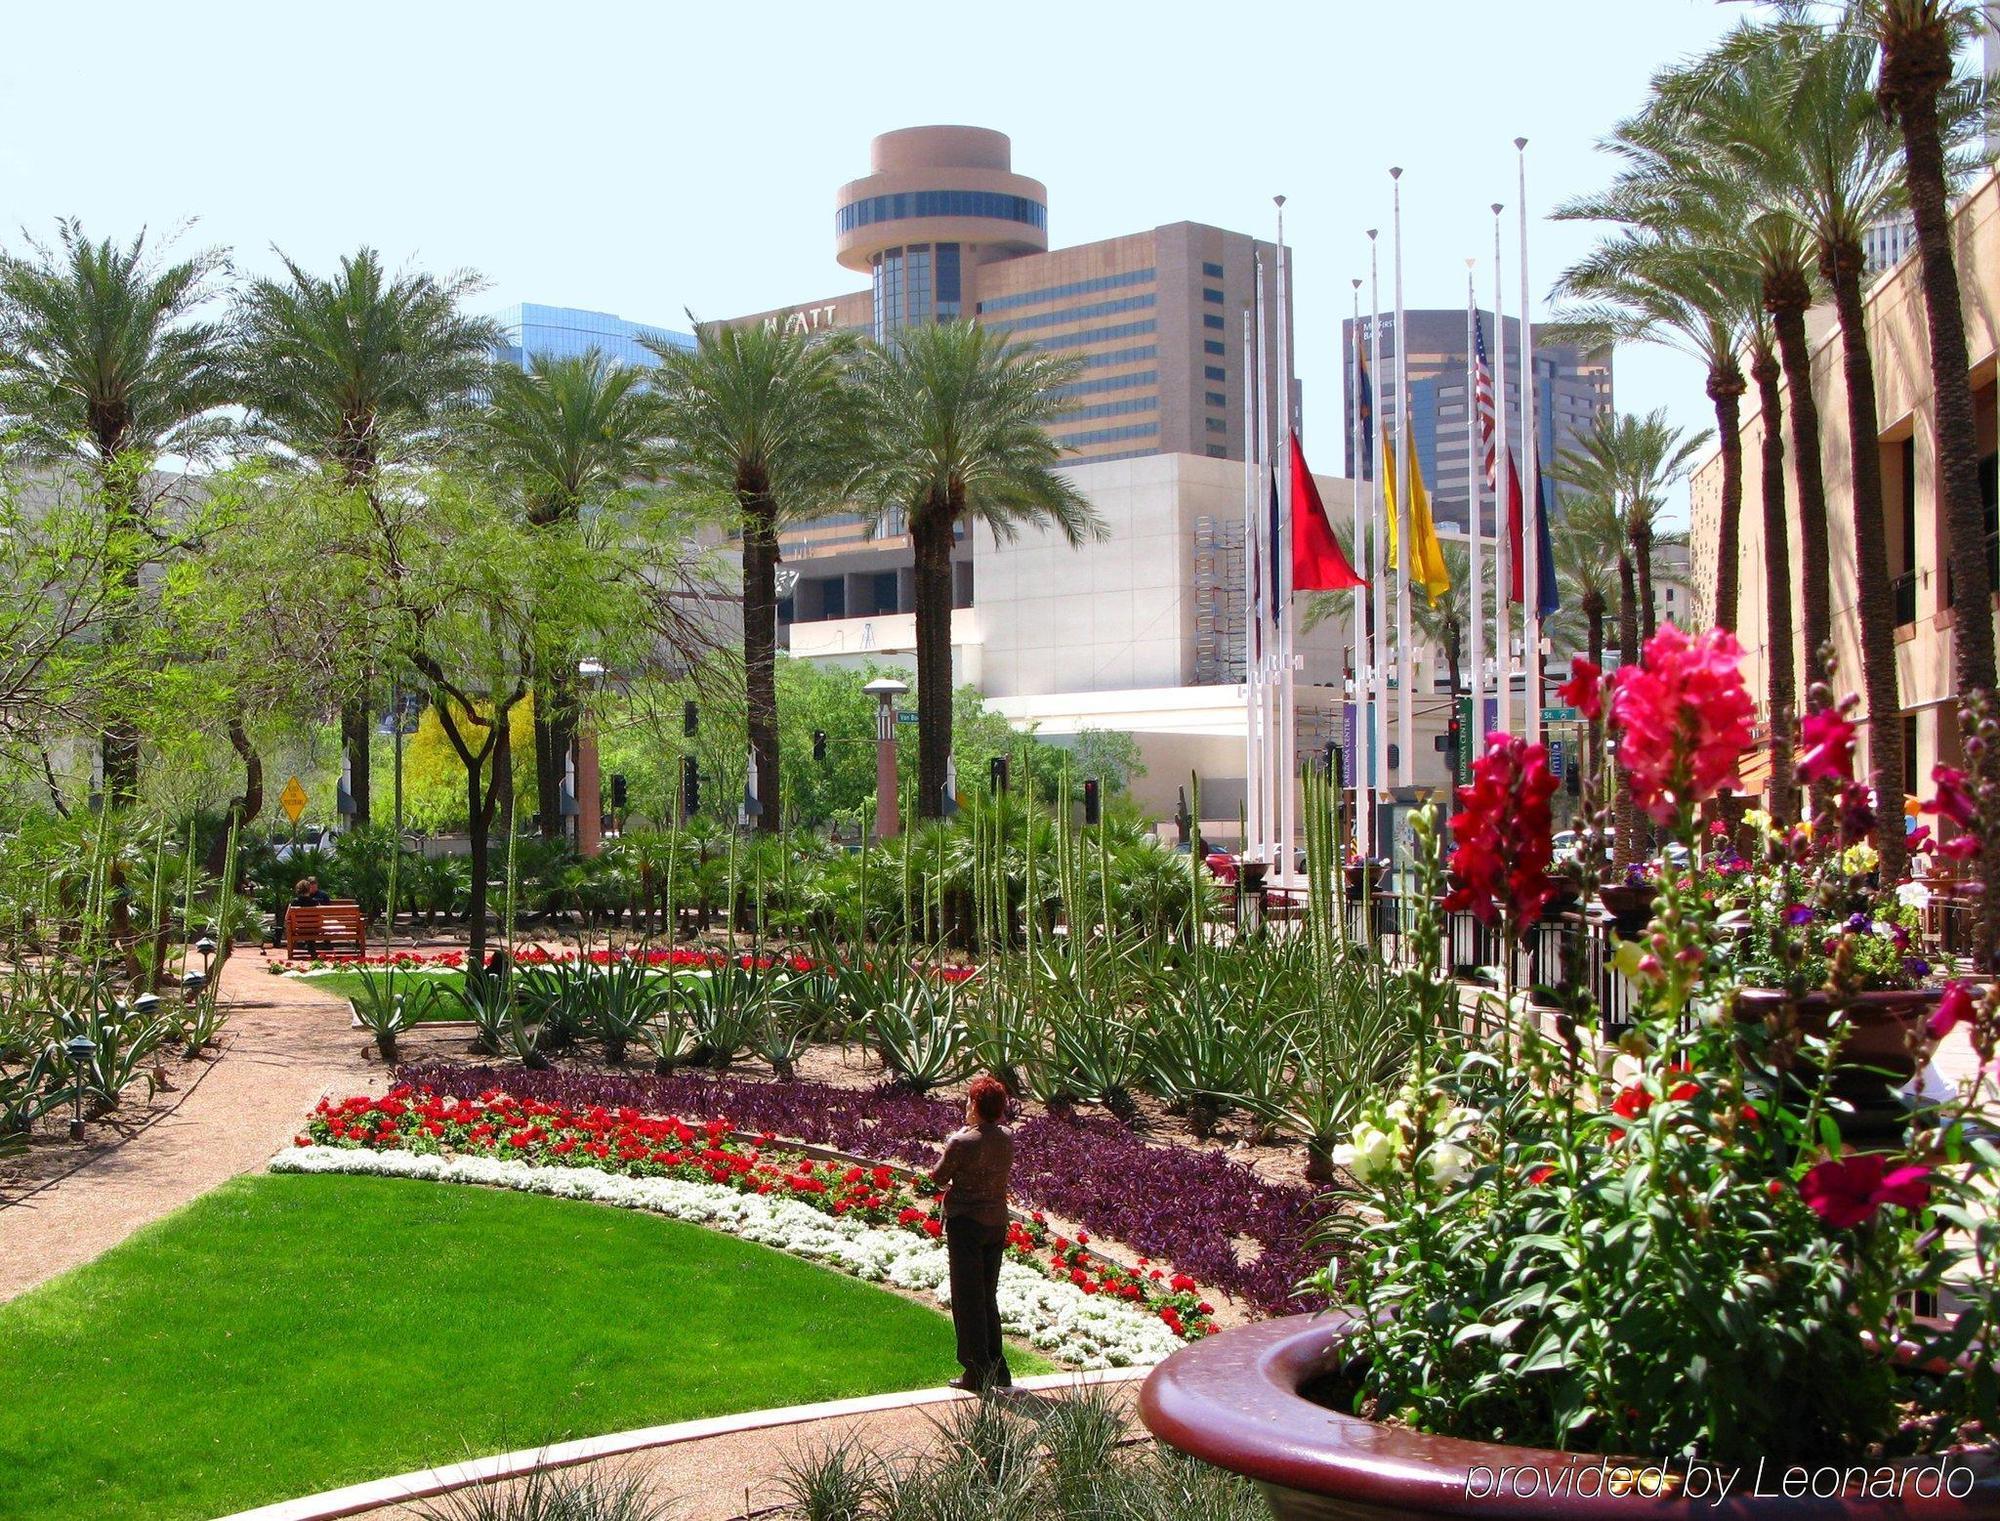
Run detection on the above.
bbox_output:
[284,902,367,961]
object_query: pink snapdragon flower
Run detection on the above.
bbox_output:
[1610,624,1757,825]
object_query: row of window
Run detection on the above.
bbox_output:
[1205,417,1228,434]
[1203,339,1226,356]
[837,190,1046,234]
[1205,390,1226,408]
[1055,421,1161,448]
[1031,318,1158,350]
[1204,364,1226,382]
[988,292,1156,334]
[1202,313,1225,330]
[978,266,1155,314]
[1202,261,1225,278]
[1081,343,1158,370]
[1202,287,1224,304]
[1046,369,1159,400]
[1055,395,1158,423]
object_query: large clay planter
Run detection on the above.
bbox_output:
[1735,988,1942,1097]
[1140,1314,1999,1518]
[1344,862,1385,903]
[1596,882,1657,937]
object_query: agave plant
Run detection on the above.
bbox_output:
[578,957,672,1065]
[51,978,173,1114]
[671,960,768,1069]
[444,969,519,1057]
[349,968,440,1062]
[870,974,975,1093]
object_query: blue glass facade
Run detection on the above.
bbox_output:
[491,303,694,370]
[837,190,1046,235]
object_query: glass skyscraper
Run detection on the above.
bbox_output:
[491,303,694,370]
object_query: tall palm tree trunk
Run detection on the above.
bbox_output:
[1614,550,1640,867]
[1883,18,1998,964]
[1632,521,1657,641]
[1769,300,1833,688]
[1753,349,1800,828]
[911,503,957,819]
[740,489,782,835]
[1585,595,1606,787]
[1709,365,1747,632]
[1827,245,1906,885]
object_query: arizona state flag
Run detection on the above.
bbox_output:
[1289,433,1365,591]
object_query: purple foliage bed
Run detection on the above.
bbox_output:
[396,1062,1329,1316]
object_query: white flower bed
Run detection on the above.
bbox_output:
[271,1146,1184,1371]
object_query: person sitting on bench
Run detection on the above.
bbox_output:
[290,876,331,953]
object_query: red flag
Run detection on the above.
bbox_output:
[1289,433,1366,591]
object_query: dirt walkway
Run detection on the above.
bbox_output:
[0,952,383,1304]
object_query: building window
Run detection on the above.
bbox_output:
[1202,287,1224,304]
[907,245,934,326]
[1205,390,1226,407]
[1205,417,1228,434]
[1079,343,1158,369]
[1055,395,1158,422]
[1206,443,1227,458]
[873,248,906,343]
[978,268,1155,314]
[1202,313,1225,330]
[1202,260,1224,278]
[1028,319,1158,350]
[1204,364,1226,382]
[1046,369,1160,400]
[936,242,961,320]
[986,293,1157,334]
[1053,421,1161,448]
[837,190,1046,235]
[1203,339,1226,356]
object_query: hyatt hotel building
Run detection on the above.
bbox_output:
[720,127,1413,825]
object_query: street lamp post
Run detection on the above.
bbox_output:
[576,658,607,858]
[862,677,908,840]
[65,1033,96,1141]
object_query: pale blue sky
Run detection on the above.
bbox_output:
[1,0,1746,519]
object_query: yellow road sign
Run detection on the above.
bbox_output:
[279,776,308,823]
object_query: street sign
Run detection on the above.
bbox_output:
[1548,741,1567,779]
[895,710,919,725]
[1540,705,1581,724]
[279,776,308,823]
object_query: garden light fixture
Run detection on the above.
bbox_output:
[64,1033,96,1141]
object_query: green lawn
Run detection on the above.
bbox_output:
[0,1172,1046,1521]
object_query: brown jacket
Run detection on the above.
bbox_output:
[932,1122,1013,1229]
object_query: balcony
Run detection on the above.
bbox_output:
[1892,568,1917,626]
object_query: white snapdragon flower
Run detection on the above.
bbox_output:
[1333,1119,1402,1183]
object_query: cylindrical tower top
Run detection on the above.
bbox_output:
[835,125,1048,273]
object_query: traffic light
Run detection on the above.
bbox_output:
[681,756,699,819]
[813,729,827,763]
[990,755,1009,796]
[1082,777,1100,826]
[610,773,628,811]
[683,700,698,738]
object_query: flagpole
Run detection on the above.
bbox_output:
[1255,260,1279,863]
[1491,203,1513,740]
[1275,194,1296,878]
[1242,301,1260,860]
[1367,228,1386,852]
[1517,137,1542,746]
[1466,263,1484,762]
[1349,276,1369,860]
[1390,170,1413,793]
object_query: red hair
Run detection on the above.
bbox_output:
[967,1074,1009,1122]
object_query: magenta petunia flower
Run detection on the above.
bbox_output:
[1928,980,1976,1040]
[1798,1153,1932,1229]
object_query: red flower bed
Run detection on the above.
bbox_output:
[301,1086,1214,1337]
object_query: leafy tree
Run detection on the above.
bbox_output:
[479,348,662,836]
[235,248,496,825]
[647,321,859,833]
[849,323,1101,818]
[0,221,235,802]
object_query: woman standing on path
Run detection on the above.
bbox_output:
[930,1074,1014,1392]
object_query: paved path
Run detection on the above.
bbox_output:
[0,954,381,1304]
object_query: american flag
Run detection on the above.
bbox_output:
[1472,313,1500,486]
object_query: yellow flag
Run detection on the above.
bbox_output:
[1407,436,1452,607]
[1380,424,1400,570]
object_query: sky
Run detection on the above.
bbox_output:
[0,0,1749,523]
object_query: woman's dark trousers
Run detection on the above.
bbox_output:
[945,1215,1010,1386]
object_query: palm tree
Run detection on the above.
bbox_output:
[0,221,235,803]
[1409,541,1495,708]
[849,323,1102,818]
[1748,324,1803,829]
[1549,498,1626,776]
[481,349,662,835]
[647,321,859,834]
[1866,0,1995,713]
[1548,227,1760,632]
[1554,411,1711,645]
[236,248,496,826]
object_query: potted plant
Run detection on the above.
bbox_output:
[1597,863,1658,935]
[1143,636,2000,1516]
